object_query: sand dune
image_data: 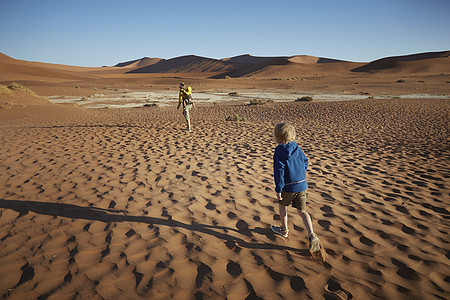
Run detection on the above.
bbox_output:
[120,51,450,79]
[126,54,351,78]
[1,51,449,92]
[127,55,236,74]
[288,55,345,64]
[0,53,16,62]
[221,54,289,64]
[216,59,364,78]
[352,50,450,73]
[114,57,163,68]
[0,54,100,83]
[0,98,448,299]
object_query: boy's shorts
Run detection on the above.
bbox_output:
[183,104,192,121]
[279,190,307,210]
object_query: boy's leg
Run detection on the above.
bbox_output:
[297,209,314,236]
[272,203,289,237]
[298,208,321,252]
[293,191,314,235]
[279,204,288,231]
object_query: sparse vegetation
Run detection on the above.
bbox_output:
[143,103,158,107]
[295,96,313,102]
[0,102,12,109]
[249,99,264,105]
[396,79,405,83]
[0,84,12,95]
[249,99,272,105]
[89,93,105,98]
[2,82,40,98]
[7,82,25,90]
[0,82,49,105]
[272,77,304,81]
[226,114,246,122]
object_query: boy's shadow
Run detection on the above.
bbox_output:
[0,199,310,256]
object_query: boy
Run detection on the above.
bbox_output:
[272,122,322,253]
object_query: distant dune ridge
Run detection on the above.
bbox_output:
[121,51,450,76]
[351,50,450,72]
[0,51,449,82]
[126,54,349,76]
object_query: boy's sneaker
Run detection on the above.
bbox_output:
[271,225,289,238]
[309,233,321,253]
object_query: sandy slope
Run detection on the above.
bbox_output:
[0,98,448,299]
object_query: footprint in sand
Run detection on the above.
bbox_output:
[226,261,242,277]
[205,201,216,210]
[15,263,35,288]
[195,262,213,287]
[324,278,353,299]
[290,276,306,292]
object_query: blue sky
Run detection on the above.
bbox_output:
[1,0,449,67]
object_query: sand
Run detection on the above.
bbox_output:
[0,97,449,299]
[0,50,449,299]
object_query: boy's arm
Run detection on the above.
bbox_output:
[273,155,285,193]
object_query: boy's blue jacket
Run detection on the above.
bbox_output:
[273,141,308,193]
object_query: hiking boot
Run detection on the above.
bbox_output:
[271,225,289,238]
[309,233,321,253]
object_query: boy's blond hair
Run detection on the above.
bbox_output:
[274,122,296,144]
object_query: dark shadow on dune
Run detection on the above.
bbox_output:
[0,199,310,256]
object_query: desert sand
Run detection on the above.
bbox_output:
[0,51,449,299]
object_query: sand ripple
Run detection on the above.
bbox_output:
[0,99,449,299]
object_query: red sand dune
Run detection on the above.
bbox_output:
[221,54,289,64]
[114,57,163,68]
[1,50,449,83]
[352,50,450,73]
[0,50,449,98]
[127,55,236,74]
[288,55,345,64]
[0,54,100,83]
